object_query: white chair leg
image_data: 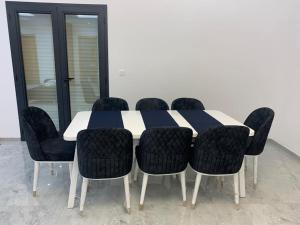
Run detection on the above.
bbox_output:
[139,173,148,210]
[244,156,247,172]
[234,173,239,204]
[33,161,40,197]
[80,178,89,212]
[133,160,139,181]
[49,163,54,175]
[220,176,225,188]
[254,156,258,186]
[123,175,131,214]
[239,159,246,197]
[128,172,132,184]
[191,173,202,208]
[180,171,186,205]
[68,162,73,180]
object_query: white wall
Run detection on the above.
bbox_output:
[1,0,300,155]
[0,0,20,137]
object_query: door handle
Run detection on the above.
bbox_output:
[64,77,74,82]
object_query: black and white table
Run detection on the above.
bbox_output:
[64,110,254,208]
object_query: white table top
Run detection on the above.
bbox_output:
[63,110,254,141]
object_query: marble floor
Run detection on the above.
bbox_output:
[0,139,299,225]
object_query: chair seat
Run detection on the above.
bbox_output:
[41,137,75,161]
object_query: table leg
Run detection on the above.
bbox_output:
[239,158,246,198]
[131,140,138,182]
[68,146,79,208]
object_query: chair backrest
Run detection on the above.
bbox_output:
[190,126,249,175]
[171,98,205,110]
[92,97,129,111]
[137,127,193,174]
[244,107,274,155]
[22,107,58,161]
[135,98,169,110]
[77,128,133,179]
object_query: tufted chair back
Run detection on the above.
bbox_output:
[77,128,133,179]
[190,126,249,175]
[171,98,205,110]
[92,97,129,111]
[136,127,193,174]
[22,107,59,161]
[244,107,274,155]
[135,98,169,111]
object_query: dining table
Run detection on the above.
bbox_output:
[64,110,254,208]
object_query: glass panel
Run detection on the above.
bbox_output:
[19,13,59,129]
[65,15,99,118]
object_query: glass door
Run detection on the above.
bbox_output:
[57,5,109,127]
[6,2,108,135]
[65,14,100,118]
[19,13,60,128]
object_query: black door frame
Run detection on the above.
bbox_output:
[6,1,109,137]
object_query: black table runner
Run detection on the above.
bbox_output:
[140,110,178,128]
[87,110,222,133]
[178,110,223,134]
[87,111,124,129]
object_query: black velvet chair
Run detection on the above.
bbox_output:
[77,128,133,213]
[244,107,274,185]
[171,98,205,110]
[22,107,75,196]
[92,97,129,111]
[189,126,249,207]
[134,127,193,209]
[135,98,169,110]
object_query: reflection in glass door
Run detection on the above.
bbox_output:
[65,15,100,118]
[19,13,59,128]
